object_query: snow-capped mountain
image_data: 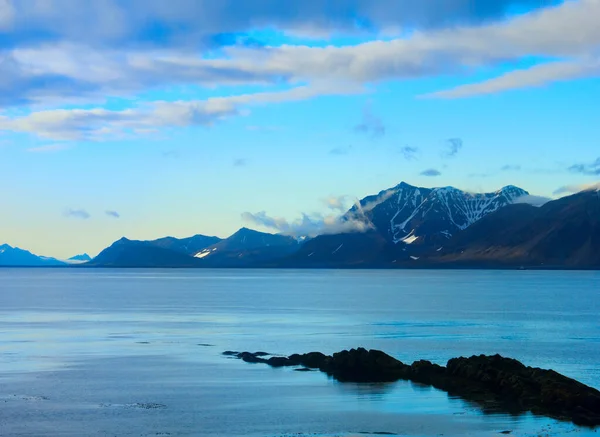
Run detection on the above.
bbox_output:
[348,182,529,247]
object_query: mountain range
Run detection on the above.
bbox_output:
[0,244,65,267]
[2,182,599,269]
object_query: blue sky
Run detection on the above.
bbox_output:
[0,0,599,258]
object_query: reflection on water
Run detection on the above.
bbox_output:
[0,268,599,436]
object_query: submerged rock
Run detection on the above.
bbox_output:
[223,348,600,427]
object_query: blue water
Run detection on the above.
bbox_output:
[0,268,599,436]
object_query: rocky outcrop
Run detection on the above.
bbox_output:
[224,348,600,427]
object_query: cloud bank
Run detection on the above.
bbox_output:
[0,0,598,141]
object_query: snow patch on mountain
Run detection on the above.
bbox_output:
[351,182,530,246]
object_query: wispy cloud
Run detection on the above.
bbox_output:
[400,146,418,160]
[444,138,463,158]
[421,168,442,177]
[424,60,600,99]
[322,195,351,213]
[329,145,353,156]
[568,158,600,176]
[554,182,600,196]
[64,208,90,220]
[241,211,372,238]
[233,158,247,167]
[512,195,551,207]
[105,210,120,219]
[241,189,395,237]
[162,150,180,159]
[0,84,361,141]
[501,164,522,171]
[27,144,70,153]
[354,103,385,139]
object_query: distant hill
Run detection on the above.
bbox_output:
[148,235,221,256]
[88,238,201,267]
[431,190,600,268]
[88,229,301,268]
[67,253,92,263]
[193,228,301,267]
[0,244,65,267]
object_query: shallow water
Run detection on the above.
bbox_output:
[0,268,599,436]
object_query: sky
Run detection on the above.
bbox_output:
[1,0,599,258]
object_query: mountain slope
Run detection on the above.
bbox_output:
[193,228,301,267]
[348,182,529,248]
[0,244,65,266]
[89,238,200,267]
[149,235,221,256]
[434,190,600,268]
[280,231,397,267]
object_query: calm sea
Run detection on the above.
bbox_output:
[1,268,599,437]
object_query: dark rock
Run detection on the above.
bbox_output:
[225,348,600,427]
[322,348,407,382]
[290,352,329,369]
[238,352,267,364]
[294,367,315,372]
[266,356,295,367]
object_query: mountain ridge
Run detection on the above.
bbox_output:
[4,182,598,269]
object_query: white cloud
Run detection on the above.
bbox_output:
[1,1,555,47]
[0,0,15,30]
[554,182,600,195]
[0,0,598,109]
[0,0,598,137]
[0,84,361,140]
[322,195,351,213]
[241,211,373,238]
[424,59,600,98]
[512,194,552,207]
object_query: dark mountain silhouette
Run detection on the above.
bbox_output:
[280,232,397,267]
[148,235,221,256]
[89,229,301,267]
[194,228,301,267]
[432,190,600,268]
[88,238,201,267]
